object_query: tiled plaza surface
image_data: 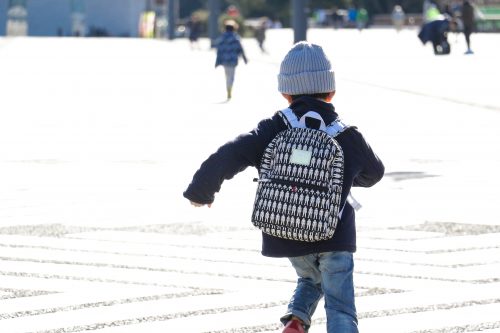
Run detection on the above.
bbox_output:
[0,28,499,332]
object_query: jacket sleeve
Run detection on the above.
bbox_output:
[183,114,285,204]
[349,128,385,187]
[238,40,248,63]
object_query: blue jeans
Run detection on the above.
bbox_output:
[281,251,359,333]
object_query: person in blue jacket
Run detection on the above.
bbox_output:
[184,42,384,333]
[214,19,248,100]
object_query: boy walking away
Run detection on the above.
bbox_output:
[184,42,384,333]
[214,20,248,100]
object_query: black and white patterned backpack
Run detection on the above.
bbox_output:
[251,108,349,242]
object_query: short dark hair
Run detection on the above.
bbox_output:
[290,92,331,101]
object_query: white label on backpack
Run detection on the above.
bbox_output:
[290,149,312,166]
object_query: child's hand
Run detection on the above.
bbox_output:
[190,201,212,208]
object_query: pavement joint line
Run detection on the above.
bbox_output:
[0,225,104,238]
[361,245,500,254]
[62,236,500,255]
[357,298,500,320]
[250,57,500,112]
[355,270,499,284]
[393,222,500,236]
[355,288,406,297]
[30,301,290,333]
[425,245,500,254]
[340,77,500,112]
[0,288,56,300]
[0,271,223,291]
[206,324,282,333]
[0,287,403,322]
[1,230,500,264]
[0,290,224,320]
[0,243,290,268]
[117,223,250,235]
[359,236,445,241]
[4,243,497,269]
[0,256,297,283]
[64,236,262,253]
[356,257,500,268]
[1,255,497,284]
[0,223,251,238]
[112,299,500,333]
[301,300,500,332]
[408,321,500,333]
[12,299,500,333]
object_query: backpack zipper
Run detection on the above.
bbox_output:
[253,178,329,192]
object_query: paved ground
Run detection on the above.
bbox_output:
[0,28,500,333]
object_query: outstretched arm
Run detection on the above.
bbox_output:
[184,114,285,206]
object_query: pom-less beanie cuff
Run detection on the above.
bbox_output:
[278,70,335,95]
[278,42,336,95]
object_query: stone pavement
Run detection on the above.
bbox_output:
[0,29,499,333]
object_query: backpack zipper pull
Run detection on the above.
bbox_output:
[253,178,271,183]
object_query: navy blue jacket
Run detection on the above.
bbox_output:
[184,96,384,257]
[418,19,450,45]
[214,31,247,67]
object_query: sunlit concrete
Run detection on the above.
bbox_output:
[0,28,499,332]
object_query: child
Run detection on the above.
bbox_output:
[184,42,384,333]
[214,20,248,100]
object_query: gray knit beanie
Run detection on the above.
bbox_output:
[278,42,335,95]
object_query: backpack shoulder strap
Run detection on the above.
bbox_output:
[279,108,350,137]
[326,119,349,137]
[278,108,300,129]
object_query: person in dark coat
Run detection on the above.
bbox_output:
[184,42,384,333]
[418,17,451,55]
[461,1,475,54]
[187,14,202,50]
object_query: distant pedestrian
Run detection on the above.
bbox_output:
[347,7,357,28]
[356,7,369,30]
[184,41,384,333]
[272,19,283,29]
[331,6,342,29]
[255,17,268,53]
[214,20,248,100]
[391,5,406,32]
[423,0,430,22]
[187,14,202,50]
[461,1,475,54]
[424,1,442,22]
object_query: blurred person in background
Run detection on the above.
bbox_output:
[392,5,406,32]
[214,20,248,100]
[418,5,452,55]
[255,17,269,53]
[187,14,202,50]
[356,6,369,31]
[461,0,475,54]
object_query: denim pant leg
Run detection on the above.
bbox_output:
[223,65,236,90]
[319,251,359,333]
[282,252,358,333]
[281,254,323,329]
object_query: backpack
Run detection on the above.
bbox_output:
[251,108,348,242]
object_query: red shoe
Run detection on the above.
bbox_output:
[283,319,305,333]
